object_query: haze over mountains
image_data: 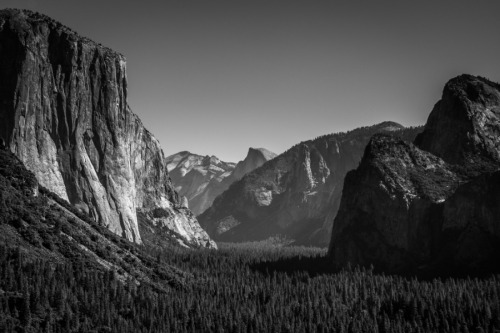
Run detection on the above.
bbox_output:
[166,148,276,215]
[198,122,423,247]
[1,6,500,333]
[1,8,499,276]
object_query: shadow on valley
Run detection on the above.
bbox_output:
[249,252,335,277]
[247,246,500,282]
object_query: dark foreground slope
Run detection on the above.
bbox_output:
[0,147,189,288]
[2,237,499,332]
[0,146,497,332]
[329,75,500,274]
[199,123,422,246]
[0,9,214,248]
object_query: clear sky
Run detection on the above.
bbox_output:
[3,1,500,162]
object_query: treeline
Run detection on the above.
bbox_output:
[1,242,499,333]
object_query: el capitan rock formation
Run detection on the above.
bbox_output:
[0,9,215,248]
[0,146,189,288]
[199,122,422,246]
[329,75,500,273]
[166,148,276,215]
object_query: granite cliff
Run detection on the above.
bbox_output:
[0,146,190,289]
[199,122,422,246]
[231,148,277,181]
[329,75,500,273]
[166,148,276,215]
[0,9,215,248]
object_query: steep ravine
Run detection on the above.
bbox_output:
[0,9,215,248]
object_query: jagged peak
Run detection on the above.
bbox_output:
[444,74,500,90]
[202,155,222,166]
[415,73,500,165]
[442,74,500,104]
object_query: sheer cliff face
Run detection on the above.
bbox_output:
[231,148,277,181]
[0,9,215,248]
[199,122,421,246]
[166,148,276,216]
[330,75,500,272]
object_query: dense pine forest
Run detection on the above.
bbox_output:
[0,147,499,332]
[1,242,499,333]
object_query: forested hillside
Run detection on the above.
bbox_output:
[0,144,498,332]
[1,242,499,332]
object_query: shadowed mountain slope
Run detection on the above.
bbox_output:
[199,122,423,247]
[329,75,500,274]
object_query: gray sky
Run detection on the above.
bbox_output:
[3,1,500,162]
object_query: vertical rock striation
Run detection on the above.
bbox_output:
[0,9,215,248]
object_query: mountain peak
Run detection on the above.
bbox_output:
[231,147,276,181]
[330,74,500,273]
[415,74,500,166]
[246,147,277,162]
[373,121,404,132]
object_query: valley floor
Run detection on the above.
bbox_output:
[1,242,499,332]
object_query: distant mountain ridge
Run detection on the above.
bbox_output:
[199,122,423,246]
[166,148,277,215]
[329,75,500,273]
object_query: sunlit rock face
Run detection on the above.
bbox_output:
[0,9,215,248]
[231,148,277,181]
[166,148,276,215]
[329,75,500,273]
[166,152,236,216]
[199,122,422,247]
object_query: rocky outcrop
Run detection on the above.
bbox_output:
[199,122,423,246]
[166,148,276,215]
[329,75,500,273]
[0,146,190,289]
[0,9,215,248]
[415,75,500,167]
